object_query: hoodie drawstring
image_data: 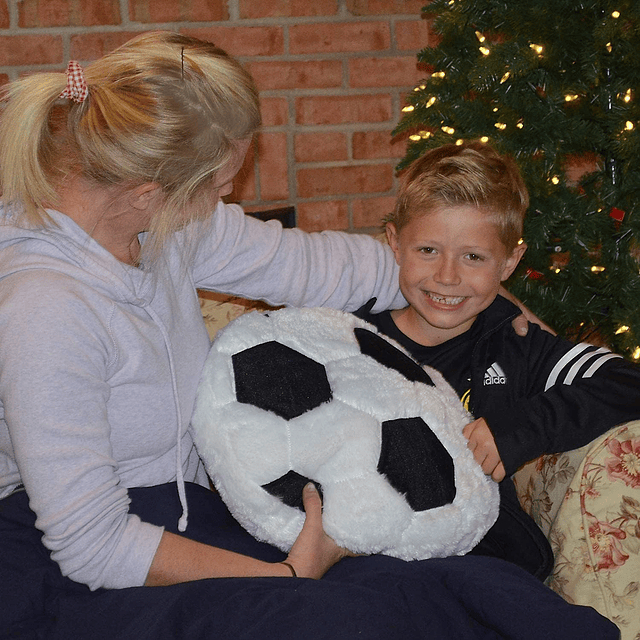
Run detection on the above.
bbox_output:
[145,306,189,532]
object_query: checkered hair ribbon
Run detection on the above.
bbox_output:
[60,60,88,103]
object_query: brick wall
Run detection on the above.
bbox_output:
[0,0,435,233]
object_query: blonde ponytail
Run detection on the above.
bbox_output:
[0,72,72,226]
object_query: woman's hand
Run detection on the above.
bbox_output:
[283,483,350,579]
[499,286,555,337]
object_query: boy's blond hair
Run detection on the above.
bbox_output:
[390,142,529,252]
[0,31,260,262]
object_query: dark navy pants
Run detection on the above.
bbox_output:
[0,483,620,640]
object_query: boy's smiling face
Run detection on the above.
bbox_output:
[387,205,526,346]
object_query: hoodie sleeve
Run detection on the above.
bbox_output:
[188,202,405,313]
[0,271,164,590]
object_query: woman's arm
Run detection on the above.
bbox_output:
[190,203,405,312]
[146,484,346,585]
[192,205,554,331]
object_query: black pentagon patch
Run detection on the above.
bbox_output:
[378,417,455,511]
[232,341,332,420]
[262,470,323,511]
[354,328,435,386]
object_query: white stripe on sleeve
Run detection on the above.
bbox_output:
[545,344,622,391]
[545,344,592,391]
[583,353,622,378]
[563,347,610,386]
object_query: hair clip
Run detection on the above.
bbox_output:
[60,60,88,103]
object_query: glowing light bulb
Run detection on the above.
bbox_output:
[612,10,620,18]
[494,122,507,130]
[625,121,635,130]
[616,325,630,334]
[455,139,464,146]
[551,176,560,184]
[426,96,437,108]
[500,72,511,84]
[633,347,640,361]
[606,42,612,52]
[419,131,432,139]
[402,105,415,112]
[432,72,445,79]
[409,134,421,141]
[480,136,489,143]
[624,89,632,103]
[565,94,579,102]
[530,43,544,55]
[475,31,486,43]
[442,126,455,135]
[516,121,524,129]
[479,47,490,56]
[591,265,606,273]
[518,238,524,245]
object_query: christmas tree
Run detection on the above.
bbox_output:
[394,0,640,359]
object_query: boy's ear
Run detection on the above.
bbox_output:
[501,242,527,281]
[385,222,400,263]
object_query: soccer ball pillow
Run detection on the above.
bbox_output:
[192,307,499,560]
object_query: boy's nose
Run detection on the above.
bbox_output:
[434,257,461,285]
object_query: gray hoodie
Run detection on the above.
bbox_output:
[0,201,403,590]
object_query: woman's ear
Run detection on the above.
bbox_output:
[501,241,527,281]
[129,183,162,211]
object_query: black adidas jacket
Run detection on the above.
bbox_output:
[355,295,640,578]
[461,296,640,476]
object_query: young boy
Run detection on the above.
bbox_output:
[356,141,640,579]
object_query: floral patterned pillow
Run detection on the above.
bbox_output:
[198,291,276,341]
[515,421,640,640]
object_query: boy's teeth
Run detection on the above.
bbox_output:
[429,292,465,305]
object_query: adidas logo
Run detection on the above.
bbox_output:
[484,362,507,385]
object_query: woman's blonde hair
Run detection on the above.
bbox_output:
[389,142,529,251]
[0,31,260,260]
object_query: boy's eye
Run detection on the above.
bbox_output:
[466,253,483,261]
[418,246,436,254]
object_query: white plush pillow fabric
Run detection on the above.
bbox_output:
[192,307,499,560]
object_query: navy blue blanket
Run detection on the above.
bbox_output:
[0,483,619,639]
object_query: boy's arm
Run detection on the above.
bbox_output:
[484,328,640,476]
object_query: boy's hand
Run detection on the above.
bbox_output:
[462,418,505,482]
